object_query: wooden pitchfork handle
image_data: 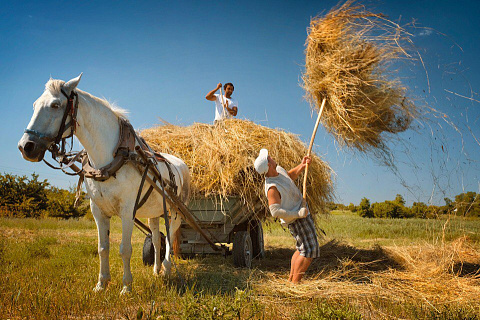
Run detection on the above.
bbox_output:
[219,86,228,114]
[303,98,326,200]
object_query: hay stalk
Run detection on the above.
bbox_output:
[303,0,420,162]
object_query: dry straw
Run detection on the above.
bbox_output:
[141,119,334,215]
[253,237,480,317]
[303,0,419,160]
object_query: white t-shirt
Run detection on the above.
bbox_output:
[264,166,303,225]
[213,93,238,121]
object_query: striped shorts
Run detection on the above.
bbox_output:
[288,214,320,258]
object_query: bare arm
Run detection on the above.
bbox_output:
[267,186,281,206]
[224,101,238,116]
[205,83,222,101]
[287,156,311,181]
[267,186,308,219]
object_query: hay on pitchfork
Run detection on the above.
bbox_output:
[303,0,419,159]
[141,119,334,215]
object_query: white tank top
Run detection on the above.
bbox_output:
[265,166,303,224]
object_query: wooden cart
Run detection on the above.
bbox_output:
[134,147,265,269]
[140,196,265,268]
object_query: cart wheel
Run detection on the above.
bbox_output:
[233,231,253,268]
[142,233,166,266]
[250,220,265,259]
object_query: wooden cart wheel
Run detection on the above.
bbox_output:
[250,220,265,259]
[233,231,253,268]
[142,233,166,266]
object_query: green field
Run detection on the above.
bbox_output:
[1,212,479,319]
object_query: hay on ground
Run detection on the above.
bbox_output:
[253,237,480,316]
[303,0,419,158]
[141,119,334,215]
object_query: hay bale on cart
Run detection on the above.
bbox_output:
[140,119,334,267]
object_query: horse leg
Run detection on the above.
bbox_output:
[119,216,134,295]
[92,203,111,292]
[148,217,162,275]
[162,210,182,275]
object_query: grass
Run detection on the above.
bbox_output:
[1,213,479,319]
[323,210,480,246]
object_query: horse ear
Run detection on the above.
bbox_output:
[64,73,83,92]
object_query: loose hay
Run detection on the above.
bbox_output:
[303,0,420,159]
[141,119,334,215]
[253,237,480,317]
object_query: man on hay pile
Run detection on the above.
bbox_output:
[254,149,320,283]
[205,82,238,122]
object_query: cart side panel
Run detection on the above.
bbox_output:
[179,196,264,255]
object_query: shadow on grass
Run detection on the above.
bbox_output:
[164,255,251,295]
[313,239,403,271]
[163,239,405,293]
[257,239,404,283]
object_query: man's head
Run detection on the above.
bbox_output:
[254,149,277,177]
[224,83,234,98]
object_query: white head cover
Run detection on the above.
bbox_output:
[254,148,269,174]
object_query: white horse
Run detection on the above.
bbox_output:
[18,74,190,294]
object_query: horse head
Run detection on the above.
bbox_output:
[18,74,82,162]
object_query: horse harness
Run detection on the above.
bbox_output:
[78,118,179,215]
[28,89,178,219]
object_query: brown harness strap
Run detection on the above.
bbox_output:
[81,118,136,181]
[133,151,177,212]
[77,117,177,212]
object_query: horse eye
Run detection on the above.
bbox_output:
[51,103,60,109]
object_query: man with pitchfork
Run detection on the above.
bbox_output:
[254,149,320,283]
[205,83,238,123]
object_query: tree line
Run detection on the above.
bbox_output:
[0,173,90,219]
[2,172,479,220]
[329,193,480,218]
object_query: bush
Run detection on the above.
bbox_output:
[45,187,90,219]
[0,172,90,219]
[0,173,49,217]
[371,201,411,218]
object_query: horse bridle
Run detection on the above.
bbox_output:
[24,88,80,173]
[25,88,78,145]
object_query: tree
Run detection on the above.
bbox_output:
[454,192,480,217]
[394,194,406,206]
[444,197,453,207]
[371,199,411,219]
[347,203,356,212]
[411,202,428,218]
[358,197,373,218]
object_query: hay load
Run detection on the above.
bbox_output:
[141,119,334,215]
[303,0,419,157]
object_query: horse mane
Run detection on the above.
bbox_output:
[45,78,129,120]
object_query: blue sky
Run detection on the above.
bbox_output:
[1,0,479,206]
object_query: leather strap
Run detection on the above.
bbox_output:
[81,118,136,181]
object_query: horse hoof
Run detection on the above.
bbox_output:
[120,285,132,295]
[153,265,162,275]
[162,262,172,276]
[93,282,106,292]
[161,267,171,277]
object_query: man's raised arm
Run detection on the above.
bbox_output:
[287,156,311,181]
[205,83,222,101]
